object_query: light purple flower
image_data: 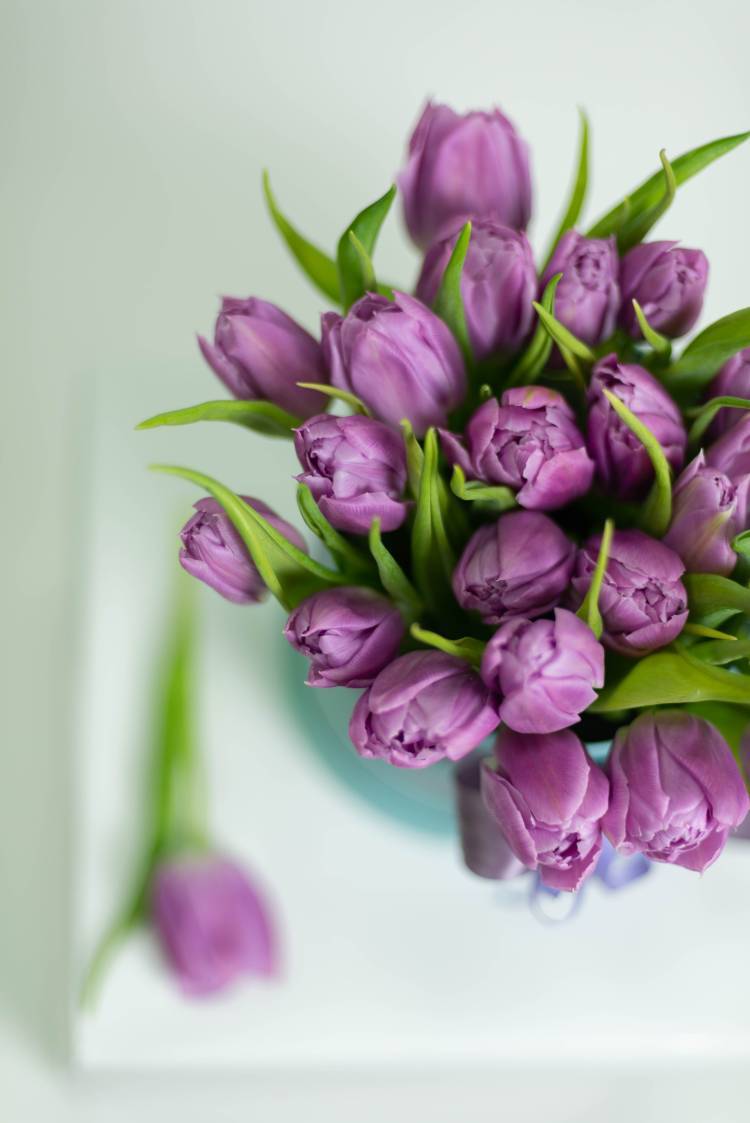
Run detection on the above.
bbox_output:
[540,231,619,347]
[706,414,750,526]
[322,291,466,436]
[708,348,750,436]
[619,241,708,339]
[294,414,409,535]
[416,219,536,359]
[663,453,743,575]
[180,497,306,604]
[453,510,575,625]
[604,711,750,872]
[284,587,404,687]
[151,854,278,995]
[570,529,688,656]
[349,651,500,769]
[480,608,604,734]
[587,355,687,500]
[454,756,527,880]
[198,297,327,418]
[398,101,532,248]
[441,387,594,510]
[481,726,609,892]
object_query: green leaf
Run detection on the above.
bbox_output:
[632,300,671,362]
[602,389,672,536]
[137,399,303,439]
[685,573,750,618]
[412,429,456,611]
[433,221,473,365]
[541,109,589,271]
[151,464,345,610]
[616,150,676,253]
[296,484,375,578]
[531,301,595,362]
[689,639,750,666]
[368,518,422,621]
[687,395,750,447]
[506,274,562,387]
[576,518,614,639]
[449,463,516,510]
[400,419,424,499]
[683,622,739,641]
[336,185,396,309]
[409,623,485,667]
[296,382,370,415]
[262,171,341,303]
[665,307,750,393]
[733,530,750,561]
[591,647,750,712]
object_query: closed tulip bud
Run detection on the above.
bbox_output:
[151,854,278,995]
[604,711,750,872]
[284,587,404,687]
[481,727,609,892]
[706,414,750,526]
[663,453,743,575]
[322,292,466,436]
[198,297,328,418]
[398,101,532,248]
[180,497,306,604]
[349,651,500,769]
[453,510,575,625]
[540,231,619,347]
[416,219,536,359]
[480,608,605,734]
[570,529,688,656]
[619,241,708,339]
[294,414,409,535]
[708,348,750,436]
[441,387,594,510]
[587,355,687,499]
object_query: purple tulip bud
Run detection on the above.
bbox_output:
[706,415,750,526]
[398,101,532,248]
[416,219,536,359]
[540,231,619,347]
[180,497,306,604]
[570,529,688,656]
[663,453,743,576]
[708,348,750,436]
[587,355,687,499]
[322,292,466,436]
[481,727,609,892]
[453,510,575,625]
[441,387,594,510]
[604,711,750,872]
[454,756,527,880]
[198,297,328,418]
[151,854,278,995]
[349,650,500,769]
[294,414,409,535]
[284,587,404,687]
[619,241,708,339]
[480,608,605,734]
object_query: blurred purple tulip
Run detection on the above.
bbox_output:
[454,756,527,880]
[541,231,619,347]
[663,453,743,575]
[619,241,708,339]
[706,414,750,526]
[708,349,750,436]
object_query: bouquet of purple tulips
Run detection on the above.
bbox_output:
[141,101,750,895]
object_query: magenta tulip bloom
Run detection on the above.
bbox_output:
[441,387,594,510]
[482,727,609,892]
[604,711,750,872]
[619,241,708,339]
[284,587,404,687]
[480,609,604,734]
[151,855,278,995]
[541,231,619,347]
[706,414,750,526]
[180,497,305,605]
[349,651,500,769]
[322,291,466,436]
[453,510,575,625]
[198,297,327,418]
[294,414,409,535]
[708,348,750,436]
[664,453,743,576]
[587,355,687,499]
[416,219,536,359]
[398,101,532,248]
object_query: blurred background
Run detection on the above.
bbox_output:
[3,0,750,1119]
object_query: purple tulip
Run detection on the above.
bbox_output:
[398,101,532,248]
[198,297,328,418]
[453,510,575,625]
[322,292,466,436]
[481,727,609,892]
[540,231,619,347]
[619,241,708,339]
[480,608,605,734]
[587,355,687,499]
[349,650,500,769]
[604,711,750,872]
[708,348,750,436]
[663,453,743,576]
[284,587,404,687]
[735,729,750,840]
[570,529,688,656]
[180,497,306,604]
[706,415,750,526]
[441,387,594,510]
[294,414,409,535]
[151,854,278,995]
[416,219,536,359]
[454,756,527,880]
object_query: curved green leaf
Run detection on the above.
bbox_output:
[412,429,456,611]
[410,624,485,667]
[506,274,562,387]
[262,171,340,303]
[433,221,473,365]
[733,530,750,561]
[531,301,595,362]
[368,518,422,621]
[689,638,750,667]
[296,484,375,578]
[541,109,589,271]
[665,307,750,397]
[616,150,676,252]
[590,648,750,711]
[685,573,750,618]
[137,399,304,438]
[632,300,671,361]
[450,463,516,510]
[602,389,672,535]
[336,185,396,309]
[687,395,750,447]
[296,382,370,415]
[400,419,424,499]
[576,518,614,639]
